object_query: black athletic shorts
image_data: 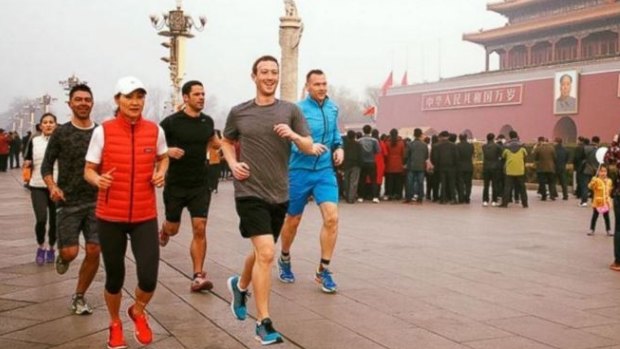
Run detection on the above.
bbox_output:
[234,196,288,241]
[163,184,211,222]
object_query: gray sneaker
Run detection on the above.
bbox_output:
[71,294,93,315]
[55,255,70,275]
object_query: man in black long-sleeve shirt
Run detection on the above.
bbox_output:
[41,84,100,315]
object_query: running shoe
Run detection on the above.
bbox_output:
[127,305,153,346]
[107,320,127,349]
[45,249,55,264]
[255,318,283,345]
[277,258,295,283]
[71,294,93,315]
[227,276,249,320]
[35,248,45,266]
[190,272,214,292]
[315,268,337,294]
[55,255,70,275]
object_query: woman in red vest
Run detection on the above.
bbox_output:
[84,77,169,349]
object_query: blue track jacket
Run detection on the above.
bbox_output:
[289,96,342,171]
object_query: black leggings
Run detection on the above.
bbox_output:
[590,208,611,232]
[30,187,56,247]
[98,219,159,294]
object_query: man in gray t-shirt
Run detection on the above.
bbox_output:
[224,99,309,203]
[221,55,316,345]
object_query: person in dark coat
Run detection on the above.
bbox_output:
[431,131,458,204]
[533,136,557,200]
[456,133,474,204]
[342,130,362,203]
[482,133,502,206]
[554,137,569,200]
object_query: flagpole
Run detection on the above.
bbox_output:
[437,38,442,81]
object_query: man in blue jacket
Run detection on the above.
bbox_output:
[278,69,343,293]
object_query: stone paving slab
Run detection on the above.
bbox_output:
[1,169,620,348]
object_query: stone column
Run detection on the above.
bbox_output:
[279,0,303,102]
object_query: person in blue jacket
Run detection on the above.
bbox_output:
[278,69,343,293]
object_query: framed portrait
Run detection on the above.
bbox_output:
[554,70,579,115]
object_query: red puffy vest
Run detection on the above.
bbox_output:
[96,116,160,223]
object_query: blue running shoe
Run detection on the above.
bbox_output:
[227,276,249,320]
[277,258,295,283]
[315,268,337,293]
[255,318,283,345]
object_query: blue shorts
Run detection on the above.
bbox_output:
[288,168,339,215]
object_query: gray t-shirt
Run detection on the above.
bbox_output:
[224,99,310,204]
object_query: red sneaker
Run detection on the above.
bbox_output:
[190,272,214,292]
[107,320,127,349]
[127,305,153,345]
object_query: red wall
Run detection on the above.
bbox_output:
[377,71,620,143]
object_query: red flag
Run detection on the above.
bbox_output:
[401,71,408,86]
[363,105,376,117]
[381,71,393,96]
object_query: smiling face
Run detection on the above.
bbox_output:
[252,60,279,98]
[68,91,93,120]
[115,90,146,121]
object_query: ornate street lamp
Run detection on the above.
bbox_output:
[150,0,206,111]
[22,102,40,134]
[59,74,87,97]
[40,93,57,113]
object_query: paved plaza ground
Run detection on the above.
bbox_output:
[0,169,619,349]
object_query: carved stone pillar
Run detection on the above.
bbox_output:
[485,48,490,71]
[279,0,303,102]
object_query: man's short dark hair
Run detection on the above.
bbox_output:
[583,138,590,145]
[508,130,518,139]
[538,136,545,142]
[69,84,92,100]
[306,69,324,82]
[362,125,372,134]
[486,133,495,141]
[439,130,450,138]
[555,137,563,145]
[459,133,468,142]
[182,80,203,96]
[252,55,279,75]
[414,128,422,138]
[592,136,600,144]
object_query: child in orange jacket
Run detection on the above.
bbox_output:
[588,165,613,236]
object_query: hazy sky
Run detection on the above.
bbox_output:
[0,0,506,127]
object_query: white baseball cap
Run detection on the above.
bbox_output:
[115,76,147,95]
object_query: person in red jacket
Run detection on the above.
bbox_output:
[384,128,405,200]
[0,129,9,172]
[84,77,169,349]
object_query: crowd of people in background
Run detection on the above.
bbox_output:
[2,66,620,347]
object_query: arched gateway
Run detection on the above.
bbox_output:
[553,117,577,144]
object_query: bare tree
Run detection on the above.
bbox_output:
[329,85,363,125]
[364,86,380,108]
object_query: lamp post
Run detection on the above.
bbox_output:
[40,93,57,113]
[22,102,40,134]
[150,0,206,111]
[59,74,87,97]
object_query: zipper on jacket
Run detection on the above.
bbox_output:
[313,104,328,170]
[129,124,135,222]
